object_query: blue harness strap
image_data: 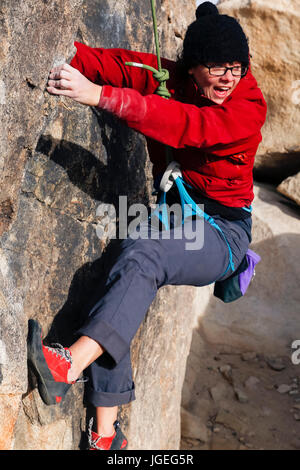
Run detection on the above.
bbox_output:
[152,175,236,280]
[242,205,252,213]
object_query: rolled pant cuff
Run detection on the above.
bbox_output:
[77,319,129,364]
[85,386,136,407]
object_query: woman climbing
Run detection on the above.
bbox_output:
[27,2,267,450]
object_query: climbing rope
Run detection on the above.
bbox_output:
[126,0,172,164]
[125,0,171,99]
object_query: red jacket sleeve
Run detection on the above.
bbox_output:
[70,41,165,95]
[98,84,267,156]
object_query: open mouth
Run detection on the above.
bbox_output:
[213,86,231,98]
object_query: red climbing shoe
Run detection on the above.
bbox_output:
[88,418,128,450]
[27,319,74,405]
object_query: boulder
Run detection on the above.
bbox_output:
[277,172,300,206]
[199,182,300,355]
[0,0,197,450]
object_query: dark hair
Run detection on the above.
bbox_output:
[177,1,249,76]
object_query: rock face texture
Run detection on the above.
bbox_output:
[1,0,299,451]
[0,0,197,450]
[0,0,84,450]
[277,172,300,206]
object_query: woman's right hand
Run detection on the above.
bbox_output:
[47,63,102,107]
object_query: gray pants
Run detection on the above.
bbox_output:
[78,213,251,407]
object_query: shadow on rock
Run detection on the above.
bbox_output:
[36,134,109,202]
[44,237,124,347]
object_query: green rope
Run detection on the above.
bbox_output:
[124,62,171,99]
[125,0,171,99]
[125,0,173,166]
[150,0,162,71]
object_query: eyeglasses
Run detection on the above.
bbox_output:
[204,64,248,77]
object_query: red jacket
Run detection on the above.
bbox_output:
[70,42,267,207]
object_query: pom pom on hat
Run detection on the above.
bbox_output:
[196,2,219,19]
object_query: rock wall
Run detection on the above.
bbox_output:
[0,0,84,450]
[1,0,299,451]
[0,0,197,450]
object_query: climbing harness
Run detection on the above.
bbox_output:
[125,0,260,288]
[156,161,235,279]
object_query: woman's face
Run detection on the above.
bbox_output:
[189,62,242,105]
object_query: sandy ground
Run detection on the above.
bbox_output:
[180,329,300,450]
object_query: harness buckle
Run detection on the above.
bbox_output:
[159,161,182,193]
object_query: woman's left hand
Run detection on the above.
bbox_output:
[47,63,102,107]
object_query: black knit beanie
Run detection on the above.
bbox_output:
[181,1,249,71]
